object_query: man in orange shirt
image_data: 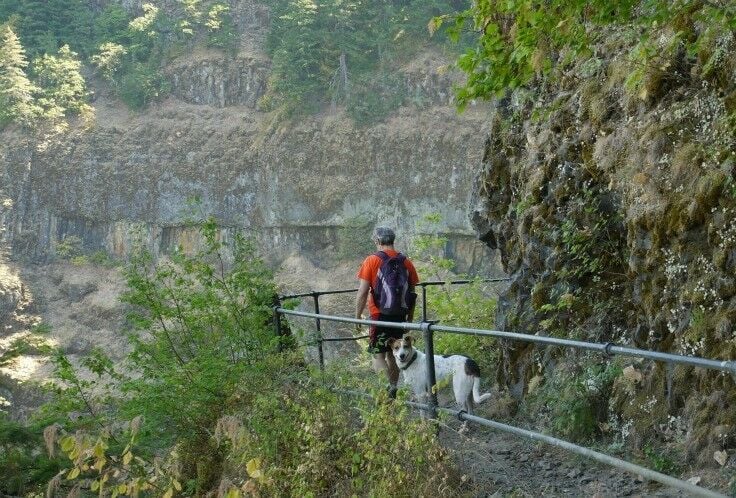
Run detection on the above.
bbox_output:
[356,227,418,397]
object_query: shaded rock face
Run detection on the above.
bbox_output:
[0,104,493,272]
[0,269,23,323]
[167,56,270,108]
[470,31,736,463]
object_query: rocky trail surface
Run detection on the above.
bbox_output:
[440,416,721,497]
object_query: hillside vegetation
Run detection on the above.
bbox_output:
[459,0,736,479]
[0,0,467,124]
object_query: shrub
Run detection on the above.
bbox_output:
[0,413,62,495]
[117,63,169,110]
[54,235,83,259]
[524,361,622,442]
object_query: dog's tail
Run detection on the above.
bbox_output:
[465,358,492,404]
[472,376,492,404]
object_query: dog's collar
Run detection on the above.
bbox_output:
[400,350,417,370]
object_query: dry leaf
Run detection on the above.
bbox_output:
[714,450,728,466]
[527,375,543,395]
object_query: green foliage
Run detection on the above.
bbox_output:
[264,0,467,119]
[559,185,624,281]
[423,280,498,375]
[117,62,170,109]
[0,24,89,130]
[119,218,278,459]
[90,42,127,80]
[29,219,467,495]
[53,234,83,259]
[210,370,463,497]
[0,24,40,127]
[411,212,455,278]
[32,44,90,118]
[0,0,94,57]
[525,362,622,442]
[438,0,736,109]
[89,249,120,268]
[0,413,63,495]
[643,445,681,475]
[411,213,500,375]
[205,3,236,51]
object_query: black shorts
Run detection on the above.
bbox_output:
[368,313,406,354]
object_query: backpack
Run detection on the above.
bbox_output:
[372,251,410,316]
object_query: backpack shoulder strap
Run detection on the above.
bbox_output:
[374,251,390,261]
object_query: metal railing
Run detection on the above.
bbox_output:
[273,282,734,497]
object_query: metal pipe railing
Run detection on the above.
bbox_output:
[333,388,727,498]
[279,277,510,300]
[277,309,736,376]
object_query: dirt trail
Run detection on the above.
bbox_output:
[440,418,690,497]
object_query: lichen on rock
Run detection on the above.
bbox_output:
[471,21,736,464]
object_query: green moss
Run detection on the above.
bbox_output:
[530,282,551,311]
[672,142,704,181]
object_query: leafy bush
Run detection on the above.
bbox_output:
[427,282,499,375]
[439,0,736,108]
[53,235,83,259]
[410,213,500,376]
[0,413,63,495]
[26,218,472,496]
[117,62,169,109]
[524,362,622,442]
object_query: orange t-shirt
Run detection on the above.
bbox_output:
[357,250,419,317]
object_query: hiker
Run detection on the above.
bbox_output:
[355,226,418,397]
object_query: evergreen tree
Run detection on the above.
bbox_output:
[32,44,90,119]
[0,25,39,127]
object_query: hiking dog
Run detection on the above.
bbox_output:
[388,335,491,414]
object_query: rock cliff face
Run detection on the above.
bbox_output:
[1,100,492,270]
[0,42,494,273]
[470,30,736,463]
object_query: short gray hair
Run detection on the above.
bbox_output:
[372,226,395,245]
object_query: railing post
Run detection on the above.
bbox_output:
[421,284,428,322]
[421,320,438,419]
[312,292,324,371]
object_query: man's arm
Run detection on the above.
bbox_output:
[355,279,370,319]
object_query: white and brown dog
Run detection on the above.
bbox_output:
[388,334,491,414]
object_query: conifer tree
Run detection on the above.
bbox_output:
[32,44,90,119]
[0,25,39,127]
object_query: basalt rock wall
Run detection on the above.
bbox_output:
[470,28,736,465]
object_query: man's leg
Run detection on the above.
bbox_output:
[372,352,388,373]
[385,350,399,386]
[373,352,399,398]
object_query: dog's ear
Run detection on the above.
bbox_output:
[387,337,397,348]
[403,334,413,345]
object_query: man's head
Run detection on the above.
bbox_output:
[372,226,395,246]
